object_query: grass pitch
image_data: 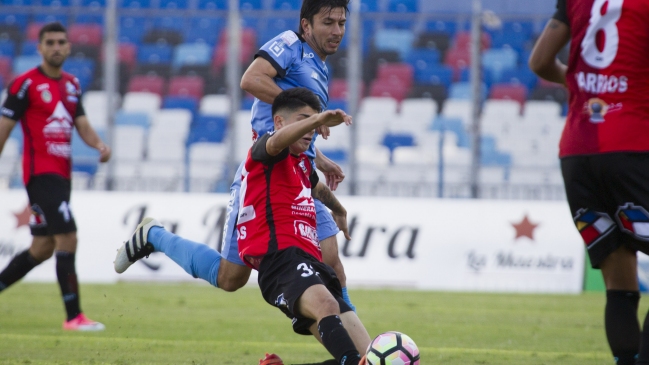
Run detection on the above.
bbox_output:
[0,282,631,364]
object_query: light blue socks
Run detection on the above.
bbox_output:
[341,287,356,312]
[148,227,221,287]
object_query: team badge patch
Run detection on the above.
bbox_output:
[29,204,47,228]
[269,41,285,57]
[573,208,615,247]
[616,203,649,240]
[41,90,52,103]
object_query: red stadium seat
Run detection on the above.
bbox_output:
[489,83,528,106]
[168,75,204,99]
[369,78,408,102]
[117,43,137,71]
[69,24,103,46]
[212,28,257,72]
[444,47,471,80]
[454,31,491,51]
[26,23,44,42]
[377,63,414,90]
[328,78,365,100]
[127,75,166,96]
[0,56,12,85]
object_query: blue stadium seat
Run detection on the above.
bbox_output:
[406,49,441,69]
[115,111,150,128]
[34,14,69,25]
[259,17,297,46]
[159,0,189,8]
[80,0,106,7]
[0,14,29,31]
[241,15,261,30]
[272,0,300,10]
[241,97,254,110]
[197,0,226,9]
[63,58,95,90]
[120,0,151,8]
[431,117,469,147]
[360,0,379,12]
[414,65,453,87]
[154,16,187,32]
[41,0,71,6]
[138,44,173,64]
[1,0,33,5]
[240,0,262,10]
[163,96,198,116]
[12,55,41,75]
[448,82,488,101]
[320,148,347,163]
[498,67,538,91]
[72,128,104,175]
[187,115,227,144]
[20,41,38,56]
[75,14,104,24]
[327,99,347,112]
[382,133,415,152]
[383,20,412,30]
[0,40,15,58]
[459,68,493,89]
[9,126,23,151]
[184,17,224,45]
[425,20,460,35]
[173,43,212,68]
[480,135,511,167]
[482,48,518,81]
[388,0,417,12]
[373,29,414,60]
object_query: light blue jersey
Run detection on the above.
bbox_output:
[251,30,330,160]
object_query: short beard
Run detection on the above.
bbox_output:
[45,56,65,68]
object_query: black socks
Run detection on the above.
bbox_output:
[606,290,640,365]
[0,249,40,291]
[56,251,82,321]
[318,315,361,365]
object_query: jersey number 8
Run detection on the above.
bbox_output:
[581,0,623,69]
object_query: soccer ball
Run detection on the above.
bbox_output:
[365,331,420,365]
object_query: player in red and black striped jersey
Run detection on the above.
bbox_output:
[0,22,110,331]
[530,0,649,363]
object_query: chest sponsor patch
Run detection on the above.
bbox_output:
[294,220,318,245]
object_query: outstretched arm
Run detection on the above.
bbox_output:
[0,116,16,156]
[75,115,111,163]
[312,181,350,240]
[529,18,570,85]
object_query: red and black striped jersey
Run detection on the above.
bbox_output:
[1,67,85,184]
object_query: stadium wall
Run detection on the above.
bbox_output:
[0,191,586,293]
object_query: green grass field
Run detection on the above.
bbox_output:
[0,283,634,364]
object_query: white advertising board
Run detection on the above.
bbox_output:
[0,191,585,293]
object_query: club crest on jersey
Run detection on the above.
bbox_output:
[587,98,608,123]
[41,89,52,103]
[65,81,77,95]
[574,208,615,247]
[298,159,307,174]
[616,203,649,241]
[275,293,289,310]
[269,41,285,57]
[29,204,47,228]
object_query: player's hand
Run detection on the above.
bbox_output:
[316,125,330,140]
[98,143,111,163]
[317,109,352,128]
[316,157,345,191]
[331,210,351,240]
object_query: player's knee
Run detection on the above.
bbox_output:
[316,296,341,319]
[218,276,247,292]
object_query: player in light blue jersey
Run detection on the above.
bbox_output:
[218,0,356,311]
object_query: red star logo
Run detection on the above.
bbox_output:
[13,205,32,228]
[512,214,539,241]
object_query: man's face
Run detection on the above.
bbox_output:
[275,105,318,154]
[302,6,346,59]
[38,32,70,68]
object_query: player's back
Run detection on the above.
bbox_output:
[562,0,649,156]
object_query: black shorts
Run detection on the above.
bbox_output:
[257,246,352,335]
[562,153,649,268]
[25,174,77,236]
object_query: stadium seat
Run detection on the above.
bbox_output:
[373,29,415,60]
[489,20,534,50]
[530,85,568,105]
[356,145,391,166]
[138,161,184,192]
[188,142,228,192]
[172,43,212,69]
[454,31,491,51]
[0,15,29,32]
[328,79,365,100]
[26,23,44,42]
[377,63,414,90]
[127,75,166,96]
[272,0,300,10]
[212,28,257,71]
[71,44,100,61]
[490,83,528,106]
[388,0,417,12]
[200,94,230,116]
[168,76,204,100]
[362,50,400,83]
[142,29,184,46]
[122,91,162,114]
[119,16,150,44]
[175,64,211,80]
[68,24,102,46]
[72,128,104,176]
[78,1,105,10]
[425,20,459,35]
[0,57,12,84]
[393,146,438,166]
[163,96,198,116]
[62,58,95,90]
[12,55,41,75]
[360,0,379,12]
[184,17,225,44]
[400,98,438,125]
[115,110,150,128]
[134,64,172,79]
[405,48,441,70]
[431,116,470,147]
[369,79,409,102]
[0,24,22,45]
[482,48,518,81]
[115,43,137,71]
[240,0,262,10]
[197,0,226,9]
[414,65,453,87]
[523,100,562,122]
[0,40,15,58]
[158,0,189,8]
[448,82,487,101]
[187,115,227,144]
[258,17,297,46]
[483,99,521,121]
[148,112,191,164]
[120,0,152,8]
[34,14,68,25]
[444,47,471,75]
[113,125,146,161]
[409,84,447,107]
[137,44,173,64]
[498,67,538,91]
[382,133,416,162]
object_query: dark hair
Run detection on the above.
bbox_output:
[298,0,350,35]
[272,87,322,117]
[39,22,67,41]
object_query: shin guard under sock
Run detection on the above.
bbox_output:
[56,251,82,321]
[318,315,360,365]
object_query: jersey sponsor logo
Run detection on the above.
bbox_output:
[67,96,78,103]
[43,101,73,139]
[36,83,50,91]
[294,220,318,245]
[573,208,615,247]
[17,79,32,99]
[294,183,314,206]
[587,98,607,123]
[238,204,256,224]
[279,30,298,46]
[310,71,319,80]
[1,107,14,118]
[303,52,315,58]
[616,203,649,241]
[46,142,72,157]
[41,90,52,103]
[576,72,628,94]
[269,41,285,57]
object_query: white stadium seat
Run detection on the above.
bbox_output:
[121,92,161,116]
[200,94,230,116]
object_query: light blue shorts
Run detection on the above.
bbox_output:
[221,162,341,265]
